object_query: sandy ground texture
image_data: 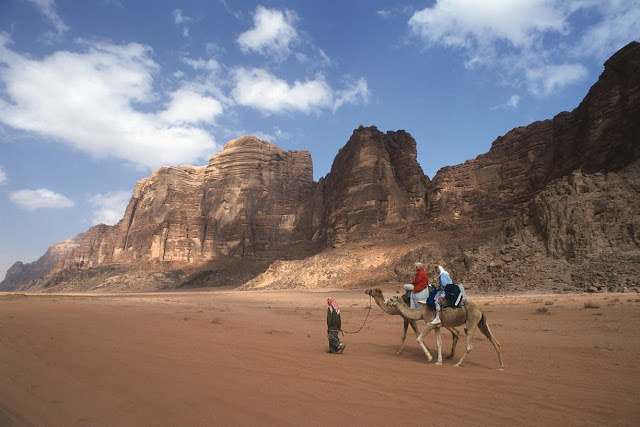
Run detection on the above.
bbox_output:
[1,289,639,426]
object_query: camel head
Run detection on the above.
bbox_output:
[365,288,383,298]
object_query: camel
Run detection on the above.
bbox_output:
[386,295,504,370]
[365,288,459,358]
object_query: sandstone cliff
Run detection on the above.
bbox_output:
[318,126,429,245]
[56,136,316,268]
[2,42,639,293]
[239,41,640,293]
[0,237,81,291]
[425,41,640,229]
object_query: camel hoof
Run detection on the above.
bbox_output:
[435,362,442,366]
[446,355,454,360]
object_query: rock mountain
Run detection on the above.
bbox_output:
[2,41,639,293]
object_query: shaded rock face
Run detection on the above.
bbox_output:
[526,166,640,260]
[426,41,640,226]
[0,237,81,291]
[320,127,429,245]
[458,160,640,295]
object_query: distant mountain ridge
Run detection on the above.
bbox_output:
[2,41,639,293]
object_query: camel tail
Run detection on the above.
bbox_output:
[478,313,500,350]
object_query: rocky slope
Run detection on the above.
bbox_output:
[2,41,639,293]
[0,237,81,291]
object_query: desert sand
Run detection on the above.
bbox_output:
[1,289,639,426]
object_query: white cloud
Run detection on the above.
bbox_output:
[237,6,299,60]
[0,166,6,185]
[231,68,370,114]
[526,63,588,95]
[89,191,130,225]
[407,0,640,96]
[9,188,74,210]
[490,94,521,111]
[409,0,567,50]
[27,0,69,36]
[332,77,371,111]
[173,9,191,25]
[0,36,219,169]
[232,68,331,114]
[574,2,640,60]
[183,57,220,72]
[218,0,243,20]
[160,88,223,124]
[173,9,192,38]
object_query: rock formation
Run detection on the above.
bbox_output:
[425,41,640,228]
[55,136,317,268]
[2,41,639,293]
[318,127,429,245]
[0,237,81,291]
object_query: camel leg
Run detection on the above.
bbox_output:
[396,319,411,355]
[416,324,434,363]
[478,314,504,370]
[445,327,460,359]
[410,320,421,337]
[434,326,443,365]
[454,325,477,368]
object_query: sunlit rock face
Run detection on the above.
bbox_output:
[200,136,316,258]
[55,136,317,268]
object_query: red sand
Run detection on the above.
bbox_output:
[1,290,639,426]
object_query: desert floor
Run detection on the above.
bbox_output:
[1,289,639,426]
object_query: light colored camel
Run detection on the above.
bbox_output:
[386,295,504,370]
[365,288,459,358]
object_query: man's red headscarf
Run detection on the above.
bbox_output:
[327,297,340,314]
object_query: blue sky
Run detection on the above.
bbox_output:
[0,0,638,280]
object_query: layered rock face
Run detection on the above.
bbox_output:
[525,165,640,260]
[200,136,316,257]
[443,159,640,295]
[2,42,639,292]
[319,126,429,245]
[50,137,316,272]
[426,41,640,227]
[0,237,81,291]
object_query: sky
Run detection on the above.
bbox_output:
[0,0,638,280]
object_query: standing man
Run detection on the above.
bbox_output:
[327,297,346,354]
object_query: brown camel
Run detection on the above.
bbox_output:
[386,295,504,370]
[365,288,459,358]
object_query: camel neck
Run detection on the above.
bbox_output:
[396,304,427,320]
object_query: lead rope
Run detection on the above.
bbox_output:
[340,294,387,335]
